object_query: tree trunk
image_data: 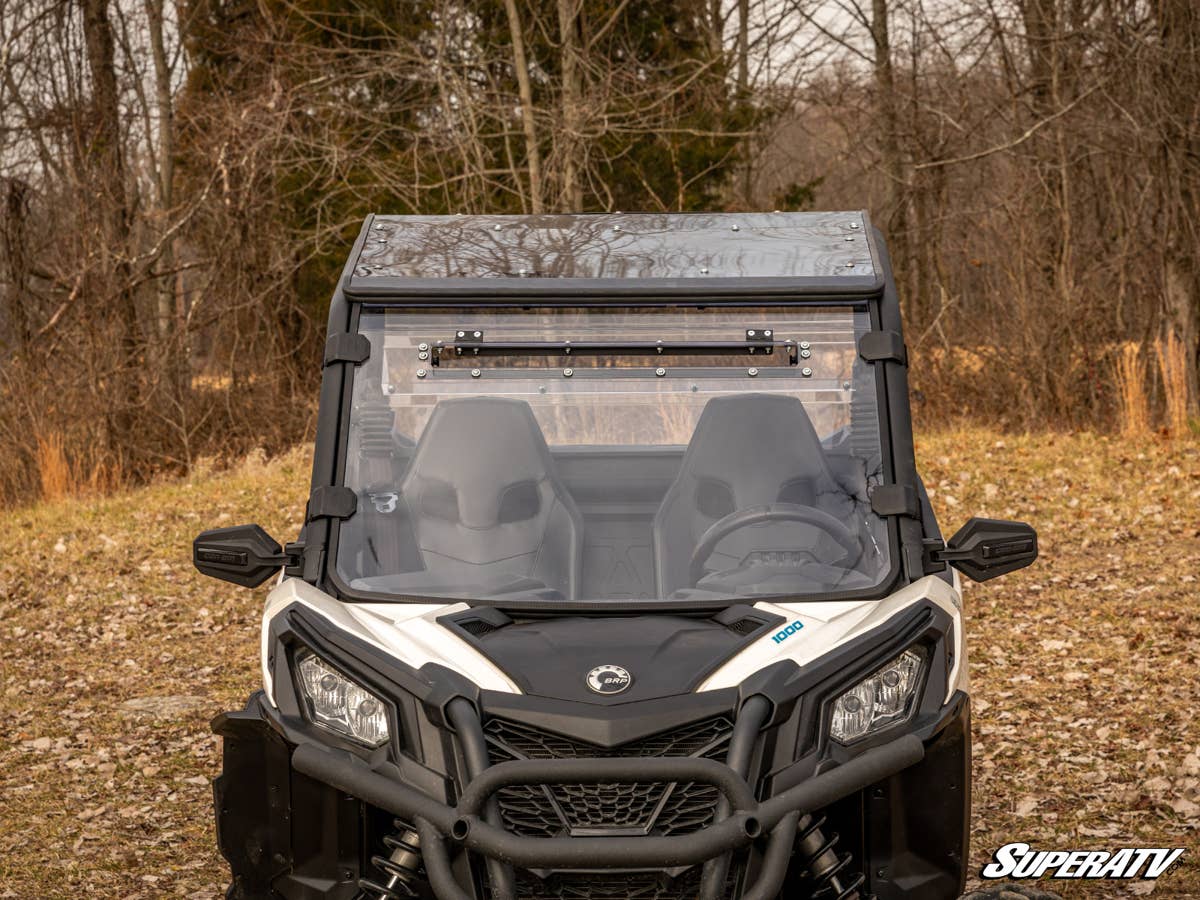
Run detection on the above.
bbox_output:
[871,0,907,260]
[1158,0,1200,412]
[82,0,141,461]
[0,178,33,354]
[556,0,585,211]
[502,0,544,214]
[737,0,752,207]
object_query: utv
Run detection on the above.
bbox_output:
[194,212,1038,900]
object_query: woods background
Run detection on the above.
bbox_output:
[1,0,1198,507]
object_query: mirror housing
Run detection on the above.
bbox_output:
[193,524,292,588]
[932,517,1038,582]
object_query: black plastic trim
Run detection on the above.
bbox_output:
[343,275,885,302]
[869,484,921,519]
[858,330,907,365]
[306,486,357,522]
[324,332,372,366]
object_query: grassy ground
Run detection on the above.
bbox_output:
[0,431,1197,898]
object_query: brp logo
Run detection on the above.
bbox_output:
[586,664,632,695]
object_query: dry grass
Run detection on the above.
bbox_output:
[1116,343,1151,437]
[0,433,1197,898]
[34,431,73,502]
[1157,334,1191,439]
[33,431,119,502]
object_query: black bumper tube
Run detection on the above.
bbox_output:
[446,699,516,900]
[291,731,925,894]
[455,755,757,817]
[701,695,771,900]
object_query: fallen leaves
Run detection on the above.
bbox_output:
[0,434,1196,898]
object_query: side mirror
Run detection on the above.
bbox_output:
[933,517,1038,582]
[193,524,291,588]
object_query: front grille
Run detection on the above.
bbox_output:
[511,868,703,900]
[484,716,733,839]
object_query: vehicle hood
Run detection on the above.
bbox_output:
[259,577,963,707]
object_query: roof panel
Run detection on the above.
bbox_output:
[352,212,875,283]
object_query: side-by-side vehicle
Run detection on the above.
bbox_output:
[194,212,1037,900]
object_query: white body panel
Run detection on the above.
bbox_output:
[260,576,965,707]
[698,575,966,703]
[260,578,521,705]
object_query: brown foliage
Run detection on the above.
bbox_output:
[1,0,1199,507]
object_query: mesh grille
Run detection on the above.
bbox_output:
[726,617,764,636]
[459,618,500,638]
[484,716,733,839]
[510,868,704,900]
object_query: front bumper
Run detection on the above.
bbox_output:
[214,690,968,900]
[293,727,923,899]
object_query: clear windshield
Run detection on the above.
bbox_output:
[335,306,891,603]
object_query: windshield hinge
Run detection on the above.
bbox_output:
[922,537,948,574]
[859,330,907,365]
[324,333,371,367]
[283,541,305,578]
[306,486,357,522]
[869,483,921,519]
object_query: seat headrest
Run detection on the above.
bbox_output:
[677,393,833,507]
[402,397,554,529]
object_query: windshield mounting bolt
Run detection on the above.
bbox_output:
[731,224,740,231]
[700,266,709,274]
[493,223,501,231]
[418,342,429,352]
[457,331,465,338]
[799,341,811,350]
[655,367,667,377]
[563,368,574,377]
[850,222,861,229]
[612,224,622,232]
[764,329,772,337]
[473,331,481,338]
[802,367,813,377]
[748,367,759,377]
[416,369,427,379]
[418,351,429,360]
[471,368,481,378]
[800,349,811,359]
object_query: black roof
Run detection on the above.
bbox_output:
[342,212,883,301]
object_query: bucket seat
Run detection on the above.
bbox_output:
[652,393,855,596]
[399,397,583,600]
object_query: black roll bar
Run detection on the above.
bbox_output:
[291,730,925,898]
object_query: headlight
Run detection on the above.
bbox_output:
[829,649,924,743]
[296,652,390,746]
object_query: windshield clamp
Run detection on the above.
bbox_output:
[306,486,357,522]
[869,484,920,519]
[744,328,775,356]
[859,330,907,365]
[430,329,485,366]
[323,333,371,367]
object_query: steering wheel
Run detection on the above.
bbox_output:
[688,502,861,586]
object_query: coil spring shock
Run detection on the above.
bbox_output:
[360,821,423,900]
[796,813,870,900]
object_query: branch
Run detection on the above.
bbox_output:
[912,80,1106,172]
